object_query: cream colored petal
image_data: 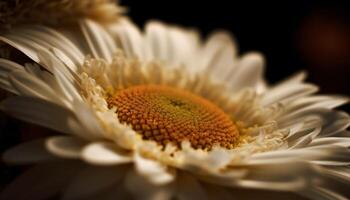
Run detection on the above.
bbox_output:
[0,58,24,71]
[262,73,318,106]
[51,64,82,103]
[302,186,348,200]
[284,96,349,114]
[8,70,64,104]
[250,147,350,166]
[125,169,175,200]
[3,139,57,164]
[134,153,176,185]
[11,28,80,72]
[62,165,127,200]
[46,136,87,159]
[0,35,40,62]
[309,137,350,148]
[82,142,132,165]
[145,21,169,62]
[24,25,84,66]
[202,31,237,80]
[80,19,117,62]
[180,144,233,171]
[0,96,77,134]
[0,59,25,94]
[228,52,265,92]
[108,18,145,59]
[320,111,350,137]
[72,100,105,139]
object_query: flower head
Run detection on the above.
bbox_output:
[0,18,349,200]
[0,0,124,30]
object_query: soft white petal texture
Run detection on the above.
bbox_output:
[62,165,127,200]
[125,169,175,200]
[80,19,117,62]
[82,142,132,165]
[262,72,318,106]
[0,17,349,200]
[0,58,25,94]
[228,52,264,92]
[0,161,82,200]
[201,31,236,78]
[46,136,87,159]
[0,35,40,62]
[108,18,146,59]
[2,139,57,164]
[8,70,63,104]
[72,100,106,139]
[134,153,175,185]
[21,25,85,67]
[0,96,77,134]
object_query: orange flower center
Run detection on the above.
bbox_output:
[108,85,239,150]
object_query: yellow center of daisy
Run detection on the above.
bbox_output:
[107,85,239,150]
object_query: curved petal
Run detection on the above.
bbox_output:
[134,153,176,185]
[3,139,57,164]
[80,19,117,62]
[0,96,77,134]
[46,136,87,159]
[82,142,132,165]
[124,169,175,200]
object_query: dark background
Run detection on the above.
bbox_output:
[124,0,350,94]
[1,0,350,194]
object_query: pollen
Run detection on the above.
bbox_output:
[107,85,239,150]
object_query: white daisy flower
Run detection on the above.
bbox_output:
[0,18,349,200]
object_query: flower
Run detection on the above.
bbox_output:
[0,18,349,200]
[0,0,125,30]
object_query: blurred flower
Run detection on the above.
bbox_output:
[0,18,349,200]
[0,0,125,29]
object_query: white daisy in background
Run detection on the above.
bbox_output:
[0,16,349,200]
[0,0,125,29]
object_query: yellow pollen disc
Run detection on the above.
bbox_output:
[107,85,239,150]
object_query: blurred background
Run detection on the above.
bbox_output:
[1,0,350,193]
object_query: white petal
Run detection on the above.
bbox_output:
[108,19,145,59]
[46,136,87,159]
[309,137,350,148]
[72,100,105,139]
[262,82,318,106]
[3,139,56,164]
[228,52,265,92]
[202,31,237,81]
[302,186,348,200]
[134,153,175,185]
[22,25,84,67]
[82,142,132,165]
[145,21,169,62]
[0,35,40,62]
[125,169,175,200]
[8,70,63,104]
[0,96,77,134]
[80,19,116,62]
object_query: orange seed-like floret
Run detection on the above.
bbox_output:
[107,85,239,150]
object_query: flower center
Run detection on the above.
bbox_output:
[107,85,239,150]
